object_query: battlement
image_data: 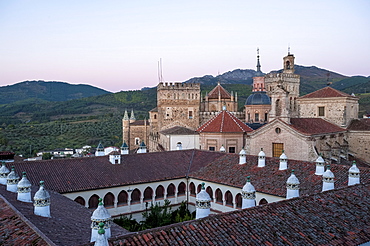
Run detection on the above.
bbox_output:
[265,73,300,79]
[157,82,200,90]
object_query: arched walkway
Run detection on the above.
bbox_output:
[88,194,99,209]
[155,185,164,200]
[117,190,128,206]
[131,189,141,204]
[104,192,115,208]
[74,196,85,206]
[144,187,153,202]
[167,183,175,197]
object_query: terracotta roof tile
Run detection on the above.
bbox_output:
[289,118,346,135]
[347,119,370,131]
[207,84,231,99]
[10,150,225,193]
[160,126,198,135]
[299,86,355,99]
[108,184,370,246]
[189,154,370,197]
[197,111,253,133]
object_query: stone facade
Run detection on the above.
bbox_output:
[298,96,358,127]
[199,133,245,153]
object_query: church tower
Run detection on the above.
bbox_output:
[265,49,300,123]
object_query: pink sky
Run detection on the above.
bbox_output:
[1,0,369,92]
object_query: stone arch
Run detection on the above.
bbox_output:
[144,187,153,202]
[235,193,242,208]
[117,190,128,206]
[74,196,85,206]
[215,188,223,204]
[88,194,99,209]
[197,184,202,193]
[225,191,233,206]
[131,189,141,203]
[177,182,186,197]
[155,185,164,200]
[206,186,213,200]
[103,192,115,208]
[189,182,196,196]
[259,198,268,205]
[167,183,176,197]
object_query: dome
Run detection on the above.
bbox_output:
[0,162,10,176]
[323,168,334,179]
[92,199,111,220]
[258,148,266,157]
[7,167,19,180]
[242,177,255,193]
[315,155,325,164]
[17,172,31,188]
[196,190,211,202]
[245,91,271,105]
[349,161,360,174]
[34,181,50,200]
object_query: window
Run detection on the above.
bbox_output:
[264,113,268,122]
[255,113,259,122]
[275,128,281,134]
[135,138,140,145]
[272,143,284,157]
[74,196,85,206]
[318,106,325,117]
[104,192,115,208]
[228,147,236,153]
[209,146,215,151]
[188,110,193,119]
[155,185,164,200]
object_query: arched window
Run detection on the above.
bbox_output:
[259,198,268,205]
[225,191,233,206]
[276,99,281,116]
[215,189,223,204]
[189,182,196,196]
[104,192,115,208]
[155,185,164,200]
[206,186,213,200]
[154,114,157,120]
[144,187,153,201]
[88,194,99,209]
[235,193,242,208]
[286,61,290,69]
[178,182,186,196]
[74,196,85,206]
[197,184,202,193]
[131,189,141,204]
[167,183,175,197]
[118,191,128,206]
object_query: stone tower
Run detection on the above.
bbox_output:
[156,82,201,131]
[265,51,300,123]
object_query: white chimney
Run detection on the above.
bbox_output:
[120,141,129,155]
[137,141,147,154]
[94,222,109,246]
[34,181,51,217]
[219,145,226,152]
[0,161,10,185]
[258,148,266,167]
[242,176,256,209]
[91,198,112,242]
[239,148,247,164]
[322,165,335,192]
[17,172,32,203]
[6,166,20,193]
[279,150,288,170]
[315,154,325,175]
[348,161,360,186]
[286,170,300,199]
[109,151,121,164]
[195,182,211,219]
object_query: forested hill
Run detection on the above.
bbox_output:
[0,80,110,104]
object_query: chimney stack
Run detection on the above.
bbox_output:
[242,176,256,209]
[91,198,112,242]
[239,148,247,164]
[94,222,109,246]
[6,166,20,193]
[258,148,266,167]
[195,182,211,219]
[279,150,288,170]
[348,161,360,186]
[0,161,10,185]
[34,181,51,217]
[315,154,325,175]
[137,141,147,154]
[17,172,32,203]
[219,145,226,152]
[286,170,300,199]
[322,165,335,192]
[120,141,129,155]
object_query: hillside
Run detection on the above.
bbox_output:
[0,80,110,104]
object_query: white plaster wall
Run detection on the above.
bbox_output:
[169,135,199,151]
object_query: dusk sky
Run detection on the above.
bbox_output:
[1,1,369,92]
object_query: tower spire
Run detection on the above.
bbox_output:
[256,47,262,75]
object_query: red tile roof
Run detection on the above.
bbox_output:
[0,185,128,245]
[107,184,370,246]
[197,111,253,133]
[289,118,346,135]
[190,154,370,197]
[160,126,198,135]
[207,83,231,99]
[299,86,355,99]
[10,150,225,193]
[347,118,370,131]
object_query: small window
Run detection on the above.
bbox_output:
[209,147,215,151]
[189,110,193,119]
[135,138,140,145]
[318,107,325,117]
[228,147,235,153]
[272,143,284,157]
[255,113,259,122]
[154,114,157,120]
[275,128,281,134]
